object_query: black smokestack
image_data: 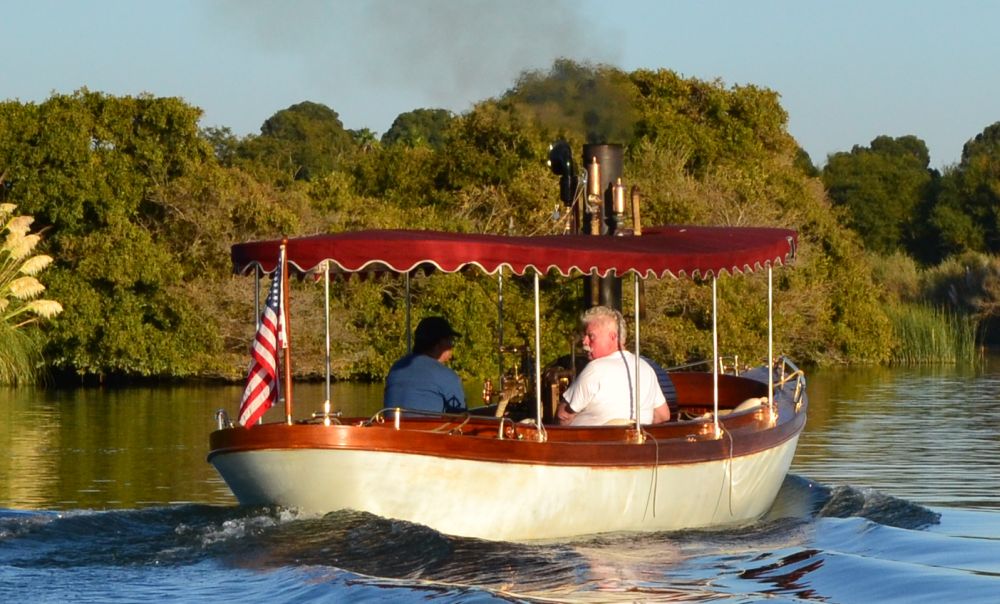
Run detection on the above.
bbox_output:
[582,143,622,235]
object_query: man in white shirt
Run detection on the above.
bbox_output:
[556,306,670,426]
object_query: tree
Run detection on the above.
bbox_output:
[629,68,793,176]
[0,67,911,382]
[381,109,454,148]
[349,128,380,153]
[926,122,1000,259]
[794,147,819,177]
[0,91,220,381]
[202,126,241,165]
[239,101,354,181]
[822,135,934,256]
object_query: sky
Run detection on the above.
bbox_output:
[2,0,998,168]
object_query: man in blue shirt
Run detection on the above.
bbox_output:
[384,316,466,413]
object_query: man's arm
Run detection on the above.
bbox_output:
[652,402,671,424]
[556,399,577,425]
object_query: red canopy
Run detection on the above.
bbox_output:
[231,225,797,280]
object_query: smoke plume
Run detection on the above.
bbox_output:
[205,0,623,133]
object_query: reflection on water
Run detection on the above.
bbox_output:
[792,359,1000,509]
[0,382,383,510]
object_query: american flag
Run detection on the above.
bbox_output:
[238,249,287,427]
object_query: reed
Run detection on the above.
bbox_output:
[0,203,63,384]
[885,302,979,365]
[0,323,39,384]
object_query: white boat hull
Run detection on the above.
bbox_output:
[211,432,800,541]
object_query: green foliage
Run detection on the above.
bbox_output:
[382,108,455,148]
[202,126,241,165]
[868,251,996,362]
[926,122,1000,260]
[0,90,209,235]
[920,252,1000,323]
[11,59,975,383]
[794,147,819,177]
[0,91,221,381]
[310,60,895,371]
[438,102,551,196]
[0,323,39,384]
[149,162,307,277]
[349,128,380,154]
[43,220,212,378]
[870,252,922,302]
[346,143,443,208]
[822,135,934,256]
[629,68,793,175]
[619,64,892,365]
[0,203,62,384]
[884,303,978,365]
[238,101,354,182]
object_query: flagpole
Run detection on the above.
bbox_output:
[280,242,294,425]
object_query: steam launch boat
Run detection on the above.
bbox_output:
[208,143,808,541]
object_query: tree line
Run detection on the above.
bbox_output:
[0,60,995,385]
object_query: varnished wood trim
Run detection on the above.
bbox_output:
[210,388,806,468]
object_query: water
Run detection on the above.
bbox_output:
[1,363,999,603]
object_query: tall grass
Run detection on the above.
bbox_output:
[0,202,63,384]
[0,323,39,384]
[885,302,980,365]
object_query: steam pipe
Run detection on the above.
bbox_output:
[612,178,626,234]
[581,143,623,311]
[631,185,642,236]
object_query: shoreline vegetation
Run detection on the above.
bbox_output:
[1,60,998,386]
[0,203,63,384]
[886,304,981,366]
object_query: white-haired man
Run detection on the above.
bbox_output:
[556,305,670,426]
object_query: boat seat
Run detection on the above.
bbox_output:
[719,396,768,416]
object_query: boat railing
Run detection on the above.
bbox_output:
[667,355,745,375]
[365,407,551,441]
[304,409,342,425]
[309,401,343,425]
[216,409,233,431]
[367,407,477,433]
[775,356,807,410]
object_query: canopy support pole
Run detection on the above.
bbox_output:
[498,268,504,386]
[533,271,546,441]
[633,275,641,436]
[323,261,331,417]
[768,265,774,406]
[254,266,261,328]
[712,275,719,436]
[405,272,412,354]
[280,244,294,425]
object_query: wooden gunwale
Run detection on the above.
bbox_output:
[209,374,806,468]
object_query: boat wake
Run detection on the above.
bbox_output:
[1,478,995,603]
[764,474,942,530]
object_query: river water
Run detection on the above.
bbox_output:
[1,360,999,602]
